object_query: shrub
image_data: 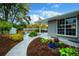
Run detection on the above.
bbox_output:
[13,24,25,30]
[0,21,13,34]
[13,24,25,34]
[59,47,79,56]
[16,25,24,30]
[40,38,51,44]
[13,23,17,28]
[9,34,23,41]
[54,38,59,42]
[29,31,37,37]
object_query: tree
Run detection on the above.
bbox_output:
[38,17,43,33]
[23,16,31,24]
[38,17,43,20]
[0,3,29,23]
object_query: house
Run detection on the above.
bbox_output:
[48,10,79,47]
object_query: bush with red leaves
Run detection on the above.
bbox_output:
[54,38,59,42]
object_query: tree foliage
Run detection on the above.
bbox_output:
[0,3,29,23]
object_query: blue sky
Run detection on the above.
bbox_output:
[27,3,79,22]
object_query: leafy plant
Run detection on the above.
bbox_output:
[29,31,37,37]
[0,21,13,34]
[9,34,23,41]
[59,47,79,56]
[40,38,51,44]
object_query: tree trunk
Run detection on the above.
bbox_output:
[4,10,8,21]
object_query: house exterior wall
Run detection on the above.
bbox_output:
[48,15,79,44]
[48,20,57,37]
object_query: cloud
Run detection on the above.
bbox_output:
[29,10,61,23]
[30,14,39,21]
[41,10,61,18]
[51,4,61,9]
[29,14,44,23]
[28,3,63,23]
[29,10,61,17]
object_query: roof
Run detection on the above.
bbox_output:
[35,19,48,24]
[48,10,79,22]
[36,10,79,23]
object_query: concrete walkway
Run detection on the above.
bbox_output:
[6,33,49,56]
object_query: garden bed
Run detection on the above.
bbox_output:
[0,38,20,56]
[27,37,59,56]
[27,37,79,56]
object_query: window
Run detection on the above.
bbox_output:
[57,19,65,34]
[57,17,77,36]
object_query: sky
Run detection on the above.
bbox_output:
[27,3,79,22]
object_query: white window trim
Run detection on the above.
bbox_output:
[56,17,78,38]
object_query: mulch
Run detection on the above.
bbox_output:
[27,38,60,56]
[0,38,20,56]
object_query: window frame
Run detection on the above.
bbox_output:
[56,16,78,38]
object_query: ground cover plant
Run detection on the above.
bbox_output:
[40,38,51,44]
[59,47,79,56]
